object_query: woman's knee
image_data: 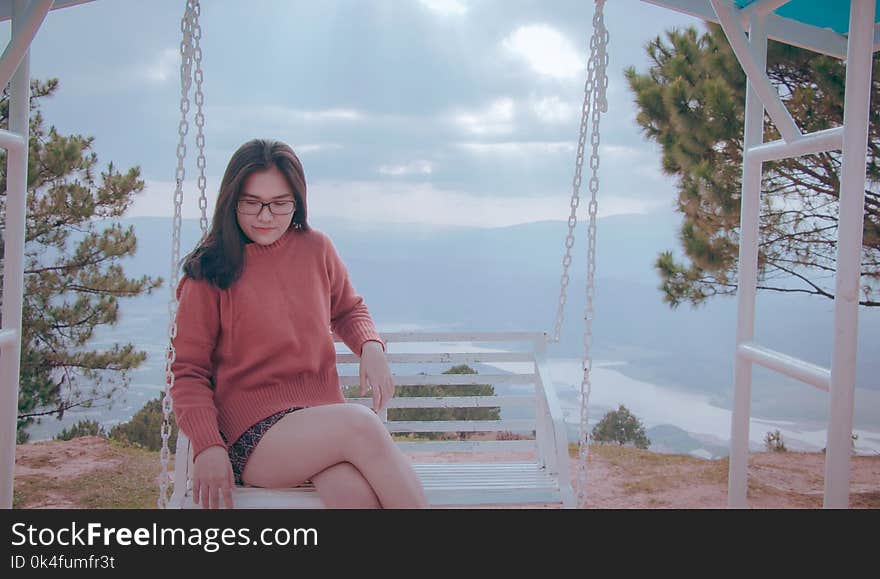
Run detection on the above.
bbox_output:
[337,403,394,456]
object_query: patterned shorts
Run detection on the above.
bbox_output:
[223,406,305,486]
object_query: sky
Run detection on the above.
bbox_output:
[9,1,880,446]
[2,0,705,228]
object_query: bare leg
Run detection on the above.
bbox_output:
[241,403,428,508]
[310,462,381,509]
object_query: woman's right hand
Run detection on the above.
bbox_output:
[192,445,235,509]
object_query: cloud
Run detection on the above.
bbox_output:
[451,97,516,135]
[601,144,643,160]
[208,105,367,133]
[304,180,666,227]
[600,144,667,180]
[501,24,584,80]
[456,141,575,155]
[127,179,222,220]
[377,160,434,176]
[417,0,468,17]
[300,109,364,121]
[296,143,344,154]
[450,94,579,135]
[139,48,179,84]
[127,178,667,227]
[532,95,578,124]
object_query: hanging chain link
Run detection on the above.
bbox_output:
[574,1,608,510]
[158,0,202,510]
[191,1,210,237]
[545,0,608,509]
[551,1,605,346]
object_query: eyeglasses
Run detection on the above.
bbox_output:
[237,199,296,215]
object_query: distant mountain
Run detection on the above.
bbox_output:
[96,214,879,399]
[21,213,880,442]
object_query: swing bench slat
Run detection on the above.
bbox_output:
[167,331,574,509]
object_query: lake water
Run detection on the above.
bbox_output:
[22,324,880,458]
[441,345,880,457]
[538,358,880,457]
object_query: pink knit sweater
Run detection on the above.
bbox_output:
[169,227,385,459]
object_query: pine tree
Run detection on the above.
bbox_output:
[0,79,163,441]
[625,24,880,308]
[108,395,178,451]
[590,404,650,449]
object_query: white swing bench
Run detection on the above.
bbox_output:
[167,331,575,509]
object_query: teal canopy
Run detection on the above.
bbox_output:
[735,0,880,35]
[644,0,879,57]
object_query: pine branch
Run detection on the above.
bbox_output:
[23,249,120,275]
[772,255,837,273]
[18,397,109,420]
[768,262,835,298]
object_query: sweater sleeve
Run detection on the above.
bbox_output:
[323,234,386,357]
[169,275,227,459]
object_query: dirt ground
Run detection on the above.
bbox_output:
[13,436,880,509]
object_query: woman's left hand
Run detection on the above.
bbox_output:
[360,340,394,413]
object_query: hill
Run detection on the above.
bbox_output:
[13,436,880,509]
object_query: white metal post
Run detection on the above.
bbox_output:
[710,0,801,142]
[728,12,768,509]
[0,0,37,509]
[533,336,549,470]
[0,0,51,88]
[824,0,876,509]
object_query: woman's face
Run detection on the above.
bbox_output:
[236,165,296,245]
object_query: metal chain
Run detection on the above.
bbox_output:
[156,0,606,509]
[551,2,598,346]
[575,1,608,510]
[191,1,210,237]
[545,0,608,509]
[158,0,199,510]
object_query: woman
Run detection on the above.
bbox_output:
[170,138,428,509]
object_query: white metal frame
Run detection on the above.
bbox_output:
[643,0,854,58]
[646,0,877,508]
[167,332,574,509]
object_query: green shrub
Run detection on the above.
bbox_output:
[393,364,499,441]
[345,364,501,441]
[764,429,786,452]
[109,395,178,451]
[54,419,106,441]
[590,404,651,449]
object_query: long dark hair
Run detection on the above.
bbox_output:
[180,139,311,289]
